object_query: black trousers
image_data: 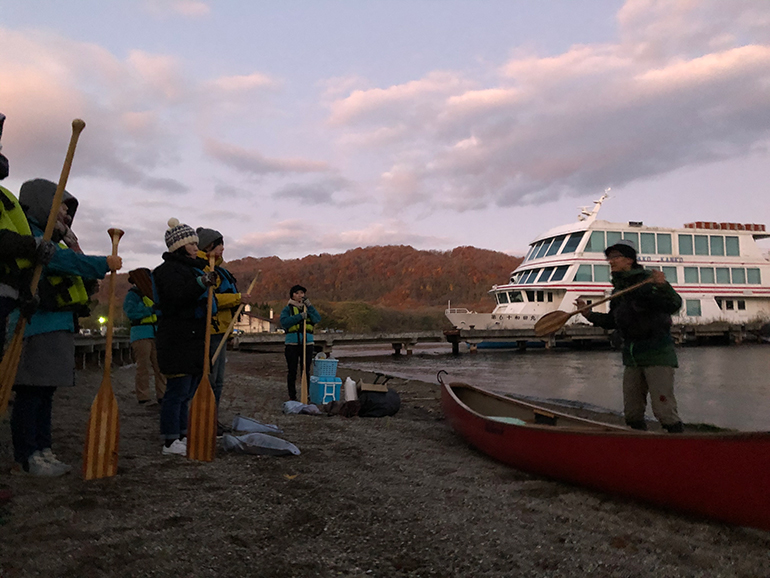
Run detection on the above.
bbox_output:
[284,344,313,401]
[11,385,56,464]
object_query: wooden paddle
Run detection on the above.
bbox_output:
[82,228,124,480]
[211,270,261,365]
[300,304,309,404]
[534,277,655,337]
[187,255,217,461]
[0,119,86,416]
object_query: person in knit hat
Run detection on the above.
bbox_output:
[152,218,217,456]
[279,284,321,401]
[194,227,254,434]
[576,239,685,433]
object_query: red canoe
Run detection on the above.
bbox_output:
[439,376,770,532]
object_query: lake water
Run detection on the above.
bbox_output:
[333,343,770,432]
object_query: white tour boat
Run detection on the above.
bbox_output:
[445,192,770,331]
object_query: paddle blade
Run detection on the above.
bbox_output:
[187,376,216,462]
[0,328,26,416]
[534,310,573,337]
[82,379,120,480]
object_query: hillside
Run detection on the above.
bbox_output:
[90,245,523,331]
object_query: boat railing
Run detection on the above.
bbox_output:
[446,307,473,314]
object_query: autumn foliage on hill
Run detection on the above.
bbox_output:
[90,245,522,332]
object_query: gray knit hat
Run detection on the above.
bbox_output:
[165,218,198,252]
[196,227,223,251]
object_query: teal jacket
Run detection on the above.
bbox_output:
[123,287,158,342]
[586,267,682,367]
[280,302,321,345]
[8,224,109,338]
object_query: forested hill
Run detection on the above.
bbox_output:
[224,245,522,309]
[98,245,522,311]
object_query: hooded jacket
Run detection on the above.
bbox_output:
[10,179,109,337]
[586,267,682,367]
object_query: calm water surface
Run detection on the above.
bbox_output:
[334,343,770,432]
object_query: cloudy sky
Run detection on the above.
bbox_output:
[2,0,769,269]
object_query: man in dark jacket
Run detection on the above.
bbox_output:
[576,240,684,433]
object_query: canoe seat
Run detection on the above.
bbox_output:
[534,409,558,426]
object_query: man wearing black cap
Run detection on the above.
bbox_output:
[279,285,321,401]
[576,239,685,433]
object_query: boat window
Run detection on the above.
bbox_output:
[575,264,593,282]
[545,235,566,256]
[524,245,537,262]
[645,265,661,271]
[550,265,569,282]
[716,268,730,284]
[725,300,734,310]
[738,300,746,310]
[623,232,639,251]
[560,232,584,254]
[606,231,622,246]
[678,234,693,255]
[731,268,746,284]
[662,266,677,283]
[536,291,544,302]
[534,239,553,259]
[522,270,538,284]
[525,290,535,302]
[684,267,699,283]
[547,292,553,302]
[725,236,740,256]
[508,291,524,303]
[640,232,656,254]
[710,236,725,256]
[715,297,722,309]
[593,264,610,282]
[685,299,702,316]
[537,267,555,282]
[694,235,709,255]
[496,292,509,304]
[747,268,761,284]
[585,231,605,252]
[657,233,672,254]
[700,267,715,284]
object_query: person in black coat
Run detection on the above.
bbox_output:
[152,218,217,456]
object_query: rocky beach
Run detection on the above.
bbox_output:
[0,350,768,578]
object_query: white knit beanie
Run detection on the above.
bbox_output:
[165,218,198,253]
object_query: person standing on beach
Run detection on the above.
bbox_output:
[576,240,684,433]
[195,227,252,433]
[10,178,121,476]
[0,113,56,351]
[280,285,321,401]
[152,219,216,456]
[123,268,166,406]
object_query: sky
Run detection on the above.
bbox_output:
[2,0,770,270]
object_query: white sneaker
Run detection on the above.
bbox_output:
[23,453,71,477]
[38,449,73,474]
[162,439,187,456]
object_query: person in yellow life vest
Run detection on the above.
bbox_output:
[0,113,56,350]
[279,284,321,401]
[10,178,121,477]
[195,228,253,432]
[123,268,166,405]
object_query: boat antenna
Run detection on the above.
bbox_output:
[577,188,611,222]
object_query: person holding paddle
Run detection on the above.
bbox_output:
[152,219,217,456]
[195,227,253,433]
[280,285,321,402]
[9,178,121,476]
[575,240,684,433]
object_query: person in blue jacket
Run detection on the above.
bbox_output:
[10,178,121,477]
[279,285,321,401]
[123,267,166,405]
